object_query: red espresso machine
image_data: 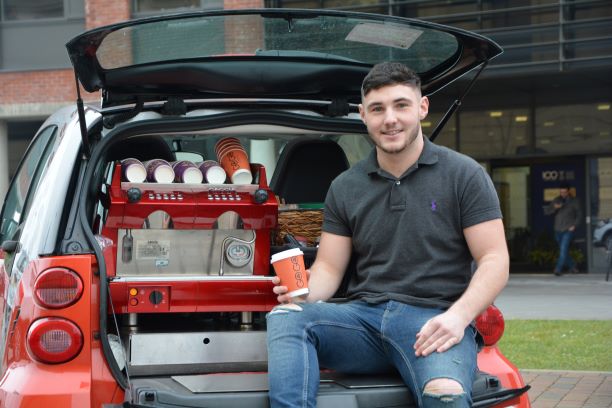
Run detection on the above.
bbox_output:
[101,162,279,316]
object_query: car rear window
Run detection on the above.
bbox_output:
[96,13,459,74]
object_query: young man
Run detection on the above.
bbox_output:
[266,62,509,408]
[544,183,581,276]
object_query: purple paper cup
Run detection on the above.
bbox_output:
[121,158,146,183]
[198,160,227,184]
[172,160,203,184]
[144,159,175,183]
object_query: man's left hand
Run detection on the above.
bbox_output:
[413,311,468,357]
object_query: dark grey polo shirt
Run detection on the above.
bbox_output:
[322,136,502,310]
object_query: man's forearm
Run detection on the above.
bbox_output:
[448,252,509,324]
[305,261,345,302]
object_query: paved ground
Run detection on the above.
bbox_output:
[496,273,612,320]
[498,273,612,407]
[520,370,612,408]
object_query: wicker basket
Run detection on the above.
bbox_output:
[275,209,323,246]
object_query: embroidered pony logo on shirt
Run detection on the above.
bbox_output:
[431,200,437,211]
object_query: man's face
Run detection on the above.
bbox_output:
[359,84,429,155]
[560,188,569,198]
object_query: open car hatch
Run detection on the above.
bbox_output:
[66,9,502,107]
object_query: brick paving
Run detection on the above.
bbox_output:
[521,370,612,407]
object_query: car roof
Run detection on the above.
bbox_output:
[66,8,502,108]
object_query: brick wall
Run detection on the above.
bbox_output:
[86,0,130,30]
[0,0,263,110]
[0,70,80,104]
[224,0,265,54]
[224,0,264,9]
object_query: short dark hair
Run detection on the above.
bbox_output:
[559,182,571,190]
[361,62,421,99]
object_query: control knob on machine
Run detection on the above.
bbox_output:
[149,290,163,305]
[253,189,268,204]
[127,187,142,203]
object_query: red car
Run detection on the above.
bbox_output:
[0,9,530,407]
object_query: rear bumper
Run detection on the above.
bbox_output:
[0,364,91,408]
[104,366,529,408]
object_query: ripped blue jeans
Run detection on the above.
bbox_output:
[266,300,477,408]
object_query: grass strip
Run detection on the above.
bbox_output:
[498,320,612,371]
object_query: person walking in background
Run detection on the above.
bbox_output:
[545,183,582,276]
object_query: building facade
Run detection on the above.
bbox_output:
[1,0,611,274]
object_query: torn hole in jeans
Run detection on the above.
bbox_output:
[268,303,304,315]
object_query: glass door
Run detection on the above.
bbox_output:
[589,157,612,274]
[492,166,531,271]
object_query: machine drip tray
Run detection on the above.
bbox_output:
[172,372,269,393]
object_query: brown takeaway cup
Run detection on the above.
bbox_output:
[219,148,252,185]
[271,248,309,298]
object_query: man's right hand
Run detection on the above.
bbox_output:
[272,270,311,304]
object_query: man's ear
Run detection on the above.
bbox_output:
[358,104,366,124]
[420,96,430,120]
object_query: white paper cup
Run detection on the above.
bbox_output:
[230,168,253,185]
[198,160,227,184]
[173,160,204,184]
[121,158,146,183]
[144,159,175,183]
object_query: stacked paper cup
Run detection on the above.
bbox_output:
[121,158,147,183]
[215,138,253,185]
[172,160,204,184]
[144,159,175,183]
[198,160,227,184]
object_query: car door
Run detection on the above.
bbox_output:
[0,125,58,359]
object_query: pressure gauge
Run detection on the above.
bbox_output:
[226,243,252,267]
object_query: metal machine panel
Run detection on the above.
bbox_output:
[117,229,255,276]
[129,331,267,367]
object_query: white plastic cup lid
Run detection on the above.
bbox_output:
[271,248,304,264]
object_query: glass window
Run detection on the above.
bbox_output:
[459,108,530,159]
[2,0,63,21]
[0,126,57,243]
[95,13,460,74]
[424,111,457,151]
[590,157,612,273]
[536,103,612,155]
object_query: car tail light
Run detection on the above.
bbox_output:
[475,304,505,346]
[27,318,83,363]
[34,267,83,308]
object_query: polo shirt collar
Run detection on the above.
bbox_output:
[365,135,440,177]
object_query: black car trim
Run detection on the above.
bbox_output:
[99,110,367,144]
[473,385,531,407]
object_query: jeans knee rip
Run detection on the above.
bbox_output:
[267,303,304,316]
[422,392,466,404]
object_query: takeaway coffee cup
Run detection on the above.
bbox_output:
[172,160,204,184]
[121,158,147,183]
[218,148,252,185]
[144,159,175,183]
[198,160,227,184]
[270,248,309,298]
